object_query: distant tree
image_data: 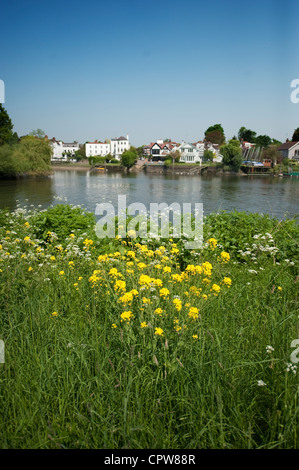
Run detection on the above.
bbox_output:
[74,147,86,161]
[292,128,299,141]
[228,139,241,148]
[29,129,46,139]
[136,146,145,158]
[203,149,214,162]
[221,143,243,170]
[121,149,138,168]
[204,124,225,144]
[0,104,14,146]
[262,145,281,165]
[105,153,113,162]
[238,127,257,143]
[255,135,272,148]
[0,135,52,176]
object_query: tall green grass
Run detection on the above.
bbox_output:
[0,205,298,448]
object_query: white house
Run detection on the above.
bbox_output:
[110,135,130,159]
[85,141,111,158]
[85,135,130,160]
[178,142,202,164]
[47,137,80,161]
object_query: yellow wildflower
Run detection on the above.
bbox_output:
[159,287,170,298]
[188,307,200,320]
[155,327,164,336]
[208,238,217,250]
[120,310,134,323]
[220,251,230,262]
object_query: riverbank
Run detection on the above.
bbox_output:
[51,162,90,171]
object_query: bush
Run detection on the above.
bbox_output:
[31,204,96,242]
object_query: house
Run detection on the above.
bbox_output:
[178,142,202,164]
[149,140,175,161]
[85,135,130,160]
[110,135,130,159]
[85,140,111,158]
[278,141,299,161]
[46,136,80,161]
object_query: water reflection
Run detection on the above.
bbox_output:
[0,170,298,220]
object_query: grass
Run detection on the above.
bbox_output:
[0,204,298,449]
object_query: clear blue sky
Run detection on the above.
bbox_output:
[1,0,298,146]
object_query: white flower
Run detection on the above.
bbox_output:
[286,363,297,374]
[257,380,267,387]
[266,345,274,354]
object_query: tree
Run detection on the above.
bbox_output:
[0,104,14,146]
[0,135,52,177]
[204,124,225,145]
[255,135,272,148]
[29,129,46,139]
[238,127,256,143]
[203,149,214,162]
[228,139,241,148]
[121,149,138,168]
[221,143,243,170]
[292,128,299,141]
[262,146,280,165]
[74,146,86,161]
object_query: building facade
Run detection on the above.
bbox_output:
[278,141,299,160]
[46,136,80,161]
[85,135,130,159]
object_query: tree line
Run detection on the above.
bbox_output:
[0,105,52,177]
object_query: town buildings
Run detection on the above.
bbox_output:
[46,136,80,161]
[85,135,130,159]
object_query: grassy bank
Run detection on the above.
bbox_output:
[0,205,298,449]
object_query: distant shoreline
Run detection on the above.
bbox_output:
[51,163,90,171]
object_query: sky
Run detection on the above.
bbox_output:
[1,0,299,146]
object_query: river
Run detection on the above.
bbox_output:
[0,170,298,220]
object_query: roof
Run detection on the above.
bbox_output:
[111,136,128,141]
[278,141,299,150]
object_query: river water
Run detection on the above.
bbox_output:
[0,170,298,220]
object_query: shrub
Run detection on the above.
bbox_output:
[31,204,96,242]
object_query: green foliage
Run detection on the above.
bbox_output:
[203,149,214,161]
[74,147,86,161]
[31,204,96,242]
[29,129,45,139]
[0,104,14,146]
[204,124,225,145]
[220,143,243,170]
[0,205,298,449]
[238,126,257,143]
[203,210,299,262]
[228,139,241,147]
[262,145,281,164]
[255,134,272,148]
[292,127,299,141]
[89,156,106,165]
[121,149,138,168]
[0,136,52,177]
